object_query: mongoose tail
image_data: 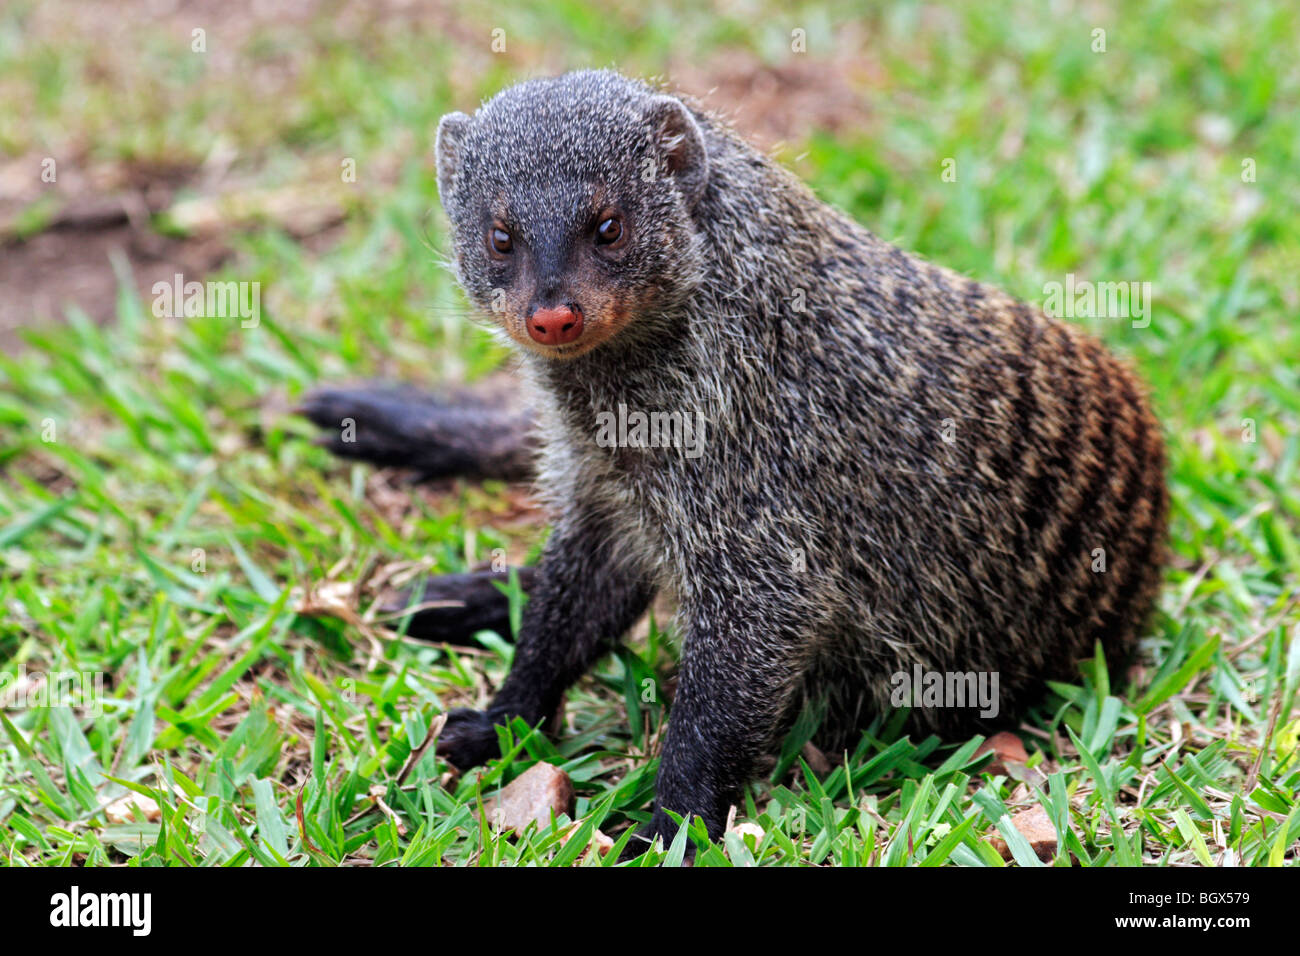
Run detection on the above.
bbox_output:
[298,383,535,482]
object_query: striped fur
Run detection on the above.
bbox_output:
[432,71,1169,842]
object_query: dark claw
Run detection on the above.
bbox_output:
[436,708,504,770]
[618,810,697,864]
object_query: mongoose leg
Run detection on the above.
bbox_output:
[636,595,804,850]
[376,567,536,645]
[436,507,653,769]
[297,385,538,646]
[297,384,536,481]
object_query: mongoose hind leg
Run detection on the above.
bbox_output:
[376,567,536,645]
[297,383,536,481]
[297,382,541,648]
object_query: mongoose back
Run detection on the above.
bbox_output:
[429,69,1168,848]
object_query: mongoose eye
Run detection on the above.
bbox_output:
[489,227,513,255]
[595,217,623,246]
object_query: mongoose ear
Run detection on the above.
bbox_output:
[645,96,709,209]
[435,111,473,201]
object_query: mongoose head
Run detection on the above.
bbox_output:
[435,71,710,360]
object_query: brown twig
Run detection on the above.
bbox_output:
[1244,680,1284,794]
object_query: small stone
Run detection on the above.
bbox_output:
[481,762,574,832]
[991,805,1058,862]
[801,741,831,775]
[975,731,1029,776]
[1013,805,1058,861]
[582,828,615,861]
[728,822,765,843]
[103,794,160,824]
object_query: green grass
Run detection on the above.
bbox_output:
[1,0,1298,866]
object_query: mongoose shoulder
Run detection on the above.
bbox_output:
[428,69,1168,848]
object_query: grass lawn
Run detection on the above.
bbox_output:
[1,0,1297,866]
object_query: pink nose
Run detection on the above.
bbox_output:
[526,304,584,346]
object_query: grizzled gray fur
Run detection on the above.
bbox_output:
[424,69,1168,849]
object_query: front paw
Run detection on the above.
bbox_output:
[435,708,502,770]
[619,809,697,863]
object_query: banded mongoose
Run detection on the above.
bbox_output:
[309,69,1169,849]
